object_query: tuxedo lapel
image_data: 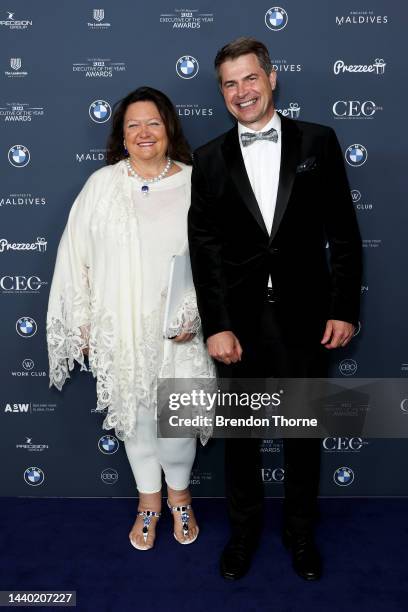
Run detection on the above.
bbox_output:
[269,115,301,243]
[221,126,269,237]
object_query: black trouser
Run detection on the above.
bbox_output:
[216,299,327,538]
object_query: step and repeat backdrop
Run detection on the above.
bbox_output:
[1,1,407,497]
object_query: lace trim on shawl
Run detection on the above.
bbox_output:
[166,288,201,336]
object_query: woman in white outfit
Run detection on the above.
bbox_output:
[47,87,215,550]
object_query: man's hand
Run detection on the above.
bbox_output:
[321,319,355,349]
[206,331,243,364]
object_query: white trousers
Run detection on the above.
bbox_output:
[123,407,196,494]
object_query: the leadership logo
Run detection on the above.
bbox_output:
[176,56,199,79]
[16,317,37,338]
[24,466,45,486]
[89,100,111,123]
[8,145,30,168]
[98,435,119,454]
[345,144,367,167]
[265,7,288,31]
[93,9,104,22]
[10,57,21,71]
[333,466,354,486]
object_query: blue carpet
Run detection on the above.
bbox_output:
[1,498,407,612]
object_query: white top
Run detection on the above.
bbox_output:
[238,111,282,235]
[46,160,215,442]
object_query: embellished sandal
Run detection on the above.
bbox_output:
[129,510,161,551]
[167,499,199,545]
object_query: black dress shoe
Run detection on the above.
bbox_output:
[282,530,322,581]
[220,534,257,580]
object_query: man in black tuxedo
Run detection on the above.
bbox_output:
[188,38,362,581]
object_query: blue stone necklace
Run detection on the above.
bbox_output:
[125,157,172,197]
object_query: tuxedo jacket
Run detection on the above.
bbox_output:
[188,115,362,343]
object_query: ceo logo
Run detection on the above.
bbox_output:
[333,100,378,117]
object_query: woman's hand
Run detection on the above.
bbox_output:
[171,332,194,343]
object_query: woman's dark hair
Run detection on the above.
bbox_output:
[106,86,192,165]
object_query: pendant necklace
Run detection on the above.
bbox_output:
[125,156,172,196]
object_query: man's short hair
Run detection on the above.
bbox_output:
[214,37,273,84]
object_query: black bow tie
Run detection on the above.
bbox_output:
[240,127,279,147]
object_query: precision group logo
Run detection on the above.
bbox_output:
[265,7,288,31]
[8,145,30,168]
[0,11,33,29]
[333,466,355,486]
[345,144,368,167]
[89,100,111,123]
[339,358,358,377]
[24,466,45,486]
[16,316,37,338]
[176,56,199,79]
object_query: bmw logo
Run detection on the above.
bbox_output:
[16,317,37,338]
[101,468,119,485]
[98,435,119,454]
[176,56,199,79]
[8,145,30,168]
[351,189,361,203]
[89,99,112,123]
[22,358,35,370]
[24,466,45,486]
[334,466,354,486]
[265,7,288,31]
[345,144,368,167]
[339,358,358,376]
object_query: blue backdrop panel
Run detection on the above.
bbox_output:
[1,1,407,497]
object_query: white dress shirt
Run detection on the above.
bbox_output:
[238,111,282,286]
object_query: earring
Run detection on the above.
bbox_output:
[123,140,129,156]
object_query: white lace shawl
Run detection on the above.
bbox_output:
[46,161,215,443]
